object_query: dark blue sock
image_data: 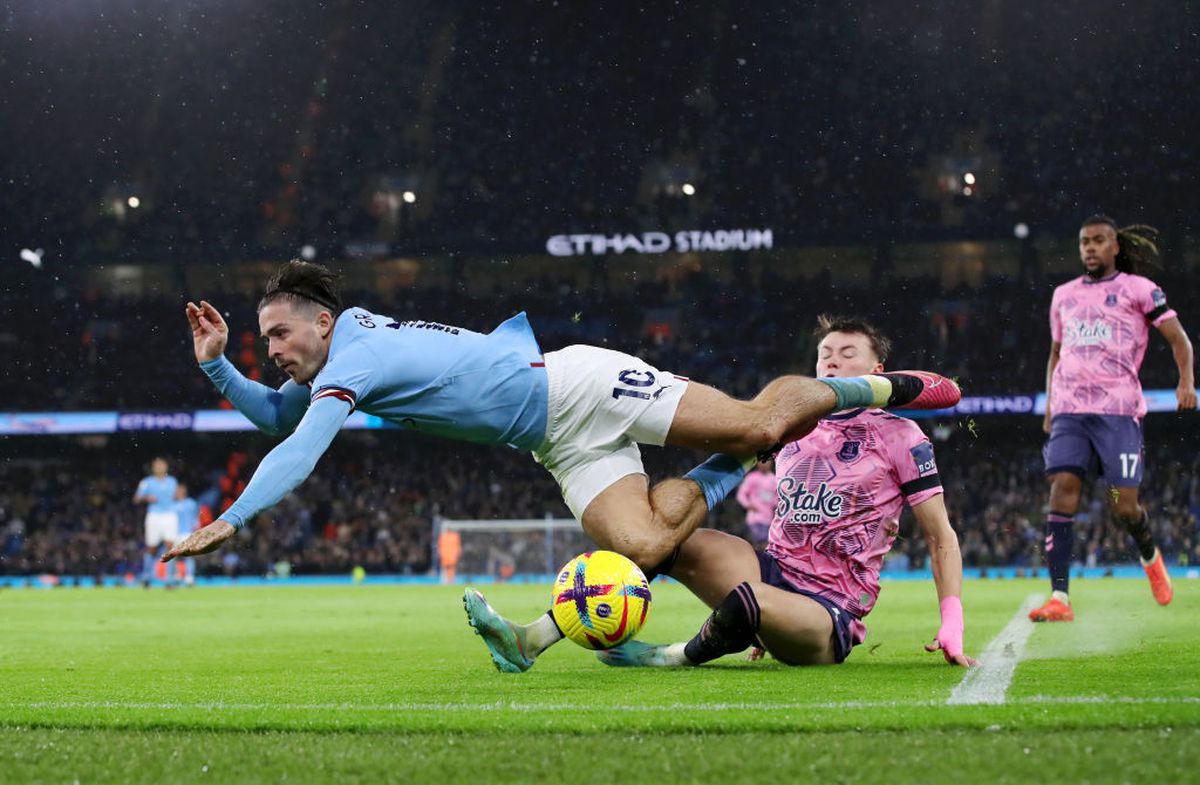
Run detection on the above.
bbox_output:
[684,582,762,665]
[684,454,749,510]
[1119,509,1157,562]
[1046,512,1074,594]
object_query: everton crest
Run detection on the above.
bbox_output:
[836,440,861,463]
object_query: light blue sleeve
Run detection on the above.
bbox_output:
[309,339,378,409]
[199,355,311,436]
[218,395,351,530]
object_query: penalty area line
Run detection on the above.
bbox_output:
[947,593,1043,706]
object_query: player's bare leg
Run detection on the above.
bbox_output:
[1109,486,1172,605]
[666,372,961,457]
[580,474,713,573]
[598,529,837,667]
[1030,472,1081,622]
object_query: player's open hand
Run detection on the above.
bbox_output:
[185,300,229,363]
[162,520,236,562]
[1177,383,1197,411]
[924,635,978,667]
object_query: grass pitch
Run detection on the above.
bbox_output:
[1,577,1196,783]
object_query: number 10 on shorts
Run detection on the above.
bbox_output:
[612,369,656,401]
[1119,452,1139,479]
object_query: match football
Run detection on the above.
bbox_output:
[551,551,652,649]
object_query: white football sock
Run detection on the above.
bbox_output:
[524,612,563,656]
[663,642,691,666]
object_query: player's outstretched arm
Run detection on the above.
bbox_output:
[165,395,351,564]
[1156,317,1196,411]
[913,496,977,667]
[186,300,309,435]
[162,520,236,561]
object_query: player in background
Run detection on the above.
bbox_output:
[1030,216,1195,622]
[163,261,958,596]
[173,483,200,587]
[133,457,178,587]
[473,316,974,672]
[735,459,776,548]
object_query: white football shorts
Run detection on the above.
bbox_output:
[144,511,180,547]
[532,344,689,519]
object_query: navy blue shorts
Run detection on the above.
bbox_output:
[1043,414,1144,487]
[756,551,858,663]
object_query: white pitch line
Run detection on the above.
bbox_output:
[5,694,1200,715]
[947,593,1043,706]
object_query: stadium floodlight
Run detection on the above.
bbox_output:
[1013,222,1030,239]
[127,196,140,208]
[681,183,696,196]
[963,172,976,185]
[402,190,417,204]
[19,248,44,268]
[300,244,317,261]
[962,186,973,196]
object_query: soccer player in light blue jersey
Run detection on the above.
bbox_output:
[134,457,178,586]
[164,262,959,594]
[173,483,200,587]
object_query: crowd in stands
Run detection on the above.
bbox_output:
[2,423,1197,580]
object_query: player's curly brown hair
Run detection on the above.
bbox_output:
[258,260,343,314]
[813,314,892,364]
[1081,214,1162,274]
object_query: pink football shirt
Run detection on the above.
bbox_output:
[736,469,777,527]
[767,409,943,644]
[1049,272,1176,418]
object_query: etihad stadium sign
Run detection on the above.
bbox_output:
[546,228,773,257]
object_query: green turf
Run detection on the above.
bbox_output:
[1,578,1196,783]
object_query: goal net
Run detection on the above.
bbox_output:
[434,515,597,580]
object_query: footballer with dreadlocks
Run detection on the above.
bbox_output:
[1031,216,1195,622]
